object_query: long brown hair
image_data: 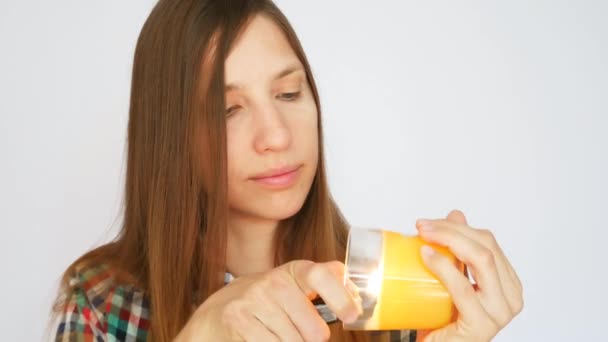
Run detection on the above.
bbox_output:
[53,1,379,341]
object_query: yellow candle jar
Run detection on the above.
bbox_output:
[343,228,463,331]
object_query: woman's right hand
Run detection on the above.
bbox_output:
[175,260,362,342]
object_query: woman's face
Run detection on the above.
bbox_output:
[224,15,319,223]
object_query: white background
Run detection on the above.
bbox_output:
[1,1,606,340]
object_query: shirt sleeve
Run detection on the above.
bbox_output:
[54,284,106,342]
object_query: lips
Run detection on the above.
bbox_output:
[250,165,301,180]
[250,164,302,189]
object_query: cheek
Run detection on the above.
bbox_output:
[294,119,318,165]
[291,106,319,162]
[226,130,247,195]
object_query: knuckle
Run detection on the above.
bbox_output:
[246,281,271,305]
[478,247,496,269]
[455,280,476,301]
[270,271,291,288]
[268,272,292,296]
[516,276,524,293]
[221,301,244,327]
[297,259,316,270]
[293,259,314,278]
[513,295,524,315]
[326,260,344,272]
[497,310,513,328]
[478,228,498,247]
[308,263,330,284]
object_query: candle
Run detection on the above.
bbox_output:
[343,228,463,331]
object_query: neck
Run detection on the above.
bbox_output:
[226,211,279,277]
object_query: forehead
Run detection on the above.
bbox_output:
[224,14,300,85]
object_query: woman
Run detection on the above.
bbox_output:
[53,0,523,341]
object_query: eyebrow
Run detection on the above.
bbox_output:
[225,64,304,92]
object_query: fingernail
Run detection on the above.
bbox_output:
[421,245,436,258]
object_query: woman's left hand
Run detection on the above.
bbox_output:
[415,210,524,342]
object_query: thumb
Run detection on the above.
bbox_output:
[446,209,468,225]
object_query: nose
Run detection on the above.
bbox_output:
[252,102,292,154]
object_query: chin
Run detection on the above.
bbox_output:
[258,192,309,221]
[230,187,311,222]
[229,204,303,223]
[266,200,306,220]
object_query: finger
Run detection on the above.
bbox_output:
[474,228,524,315]
[417,224,512,326]
[417,217,523,314]
[419,244,493,329]
[278,289,331,342]
[445,210,523,315]
[443,210,521,293]
[237,311,280,342]
[266,268,330,342]
[251,302,303,342]
[417,215,521,294]
[475,228,523,293]
[446,210,472,282]
[446,209,468,225]
[289,260,360,324]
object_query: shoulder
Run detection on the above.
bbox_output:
[55,263,151,341]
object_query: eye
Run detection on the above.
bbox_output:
[277,91,301,101]
[226,105,240,117]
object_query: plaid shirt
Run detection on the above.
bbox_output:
[55,264,416,342]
